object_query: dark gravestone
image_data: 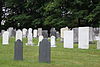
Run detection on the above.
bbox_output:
[14,39,23,60]
[39,38,51,63]
[42,30,48,38]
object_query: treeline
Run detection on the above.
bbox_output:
[0,0,100,30]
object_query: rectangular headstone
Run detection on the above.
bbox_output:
[64,30,73,48]
[14,39,23,60]
[39,38,51,63]
[78,27,89,49]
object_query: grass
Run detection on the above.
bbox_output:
[0,37,100,67]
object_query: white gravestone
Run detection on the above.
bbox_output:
[33,29,37,38]
[50,36,56,47]
[2,31,9,45]
[26,28,33,46]
[16,30,22,41]
[22,28,27,38]
[38,35,44,46]
[78,27,89,49]
[97,31,100,49]
[26,32,33,46]
[64,30,73,48]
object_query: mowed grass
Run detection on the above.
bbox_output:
[0,37,100,67]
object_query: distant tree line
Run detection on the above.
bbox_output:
[0,0,100,31]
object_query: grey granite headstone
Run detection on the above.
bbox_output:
[14,39,23,60]
[50,28,56,37]
[42,30,48,38]
[39,38,51,63]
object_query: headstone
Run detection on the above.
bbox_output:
[38,28,42,36]
[64,30,73,48]
[12,29,16,37]
[22,28,27,38]
[33,29,37,38]
[89,27,95,43]
[39,38,51,63]
[16,29,22,41]
[50,36,56,47]
[56,31,60,38]
[38,35,44,46]
[60,27,69,38]
[97,30,100,49]
[8,27,13,37]
[26,28,33,46]
[42,30,48,38]
[78,27,89,49]
[73,28,78,43]
[1,30,5,36]
[2,31,9,45]
[60,27,69,42]
[14,39,23,60]
[50,28,56,37]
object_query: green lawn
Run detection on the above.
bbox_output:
[0,37,100,67]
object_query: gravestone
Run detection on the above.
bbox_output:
[26,28,33,46]
[2,31,9,45]
[22,28,27,38]
[33,29,37,38]
[89,27,95,43]
[16,29,22,41]
[39,38,51,63]
[1,30,5,36]
[97,30,100,49]
[64,30,73,48]
[38,35,44,46]
[42,30,48,38]
[56,31,60,38]
[14,39,23,60]
[50,28,56,37]
[73,28,78,43]
[38,28,42,36]
[8,27,13,37]
[12,29,16,37]
[78,27,89,49]
[50,36,56,47]
[60,27,69,42]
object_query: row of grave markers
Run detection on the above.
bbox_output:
[2,27,100,49]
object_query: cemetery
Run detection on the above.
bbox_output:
[0,27,100,67]
[0,0,100,67]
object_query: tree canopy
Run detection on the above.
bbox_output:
[1,0,100,30]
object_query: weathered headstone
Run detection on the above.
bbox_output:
[38,28,42,36]
[16,29,22,41]
[26,28,33,46]
[33,29,37,38]
[97,29,100,49]
[56,31,60,38]
[78,27,89,49]
[64,30,73,48]
[50,36,56,47]
[8,27,13,37]
[60,27,69,42]
[2,31,9,45]
[73,28,78,43]
[39,38,51,63]
[50,28,56,37]
[14,39,23,60]
[38,35,44,46]
[42,30,48,38]
[22,28,27,38]
[12,29,16,37]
